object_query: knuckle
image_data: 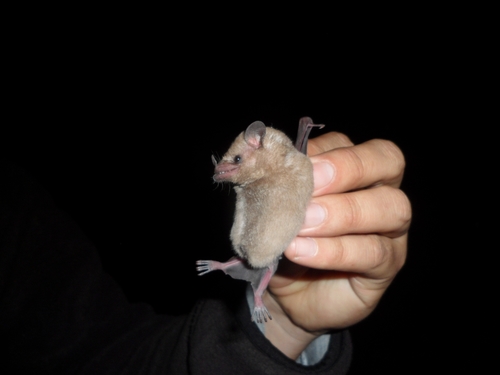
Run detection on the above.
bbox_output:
[381,139,406,173]
[380,139,405,162]
[377,185,412,229]
[391,188,412,228]
[366,235,389,267]
[366,235,405,277]
[368,139,406,180]
[393,236,408,271]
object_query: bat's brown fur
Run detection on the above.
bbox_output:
[214,122,314,268]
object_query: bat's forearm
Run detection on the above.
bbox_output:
[295,117,325,154]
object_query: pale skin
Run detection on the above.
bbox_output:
[263,131,411,360]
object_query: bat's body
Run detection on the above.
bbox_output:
[196,117,324,323]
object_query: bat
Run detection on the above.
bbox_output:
[196,117,324,323]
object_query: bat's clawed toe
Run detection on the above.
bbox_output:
[251,306,272,323]
[196,260,215,276]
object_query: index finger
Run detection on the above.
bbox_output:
[307,131,354,155]
[310,137,406,196]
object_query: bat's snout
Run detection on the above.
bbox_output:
[213,161,239,182]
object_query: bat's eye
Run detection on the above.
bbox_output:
[234,155,242,163]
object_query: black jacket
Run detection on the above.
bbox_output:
[0,160,352,374]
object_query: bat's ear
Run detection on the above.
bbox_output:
[244,121,266,149]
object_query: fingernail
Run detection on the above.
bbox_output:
[313,162,335,190]
[290,237,318,258]
[303,203,326,228]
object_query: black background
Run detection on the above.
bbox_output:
[1,27,488,373]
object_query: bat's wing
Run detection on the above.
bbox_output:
[295,116,325,154]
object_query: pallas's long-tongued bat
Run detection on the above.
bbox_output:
[196,117,324,323]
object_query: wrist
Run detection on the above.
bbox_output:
[262,291,325,360]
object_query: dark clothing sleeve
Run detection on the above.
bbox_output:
[0,160,352,375]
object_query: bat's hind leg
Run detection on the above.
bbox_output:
[250,265,275,323]
[196,256,279,323]
[196,257,244,276]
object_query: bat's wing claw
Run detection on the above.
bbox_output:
[295,117,326,154]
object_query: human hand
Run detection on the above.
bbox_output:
[264,131,411,359]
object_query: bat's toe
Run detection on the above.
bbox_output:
[251,306,272,323]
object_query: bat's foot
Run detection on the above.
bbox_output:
[248,261,277,323]
[251,305,272,323]
[196,260,218,276]
[196,257,245,276]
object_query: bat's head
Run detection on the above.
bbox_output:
[213,121,296,186]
